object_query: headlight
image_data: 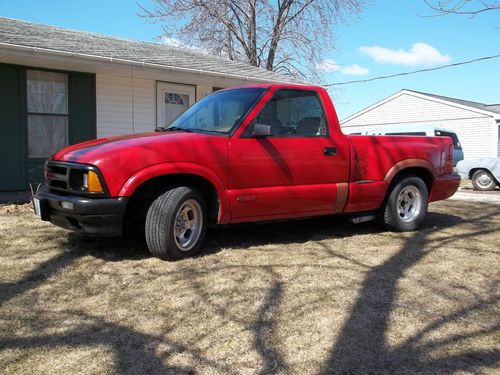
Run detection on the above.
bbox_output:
[70,169,104,193]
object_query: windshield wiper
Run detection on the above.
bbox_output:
[156,126,193,133]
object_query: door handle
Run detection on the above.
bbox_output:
[324,147,337,156]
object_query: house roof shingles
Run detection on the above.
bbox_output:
[0,17,295,83]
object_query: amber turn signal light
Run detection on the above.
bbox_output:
[87,171,103,193]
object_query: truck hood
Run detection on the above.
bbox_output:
[52,132,157,162]
[50,130,230,196]
[51,131,218,166]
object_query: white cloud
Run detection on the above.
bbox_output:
[159,36,208,53]
[317,59,342,73]
[318,59,369,75]
[358,42,451,66]
[160,36,187,48]
[341,64,369,76]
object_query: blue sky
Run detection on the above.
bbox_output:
[2,0,499,119]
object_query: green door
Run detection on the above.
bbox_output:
[69,72,96,143]
[0,65,25,191]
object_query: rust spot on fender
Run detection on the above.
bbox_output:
[383,159,436,184]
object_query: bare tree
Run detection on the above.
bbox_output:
[424,0,500,16]
[140,0,368,81]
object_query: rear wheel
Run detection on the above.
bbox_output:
[471,170,496,191]
[145,187,207,260]
[380,176,429,232]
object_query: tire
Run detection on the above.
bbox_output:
[471,170,496,191]
[380,176,429,232]
[145,187,207,260]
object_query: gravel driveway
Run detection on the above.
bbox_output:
[450,184,500,205]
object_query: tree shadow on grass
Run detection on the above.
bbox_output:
[319,207,500,374]
[2,202,497,373]
[0,310,230,374]
[200,210,465,258]
[55,205,468,264]
[175,210,468,374]
[65,232,151,262]
[0,250,81,306]
[252,279,289,375]
[58,214,377,262]
[0,233,149,306]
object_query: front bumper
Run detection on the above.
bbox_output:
[34,185,128,236]
[429,173,461,202]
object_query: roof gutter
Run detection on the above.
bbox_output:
[0,41,296,84]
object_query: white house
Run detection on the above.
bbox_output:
[0,17,296,191]
[341,89,500,160]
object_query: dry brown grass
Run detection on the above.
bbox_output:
[0,200,499,374]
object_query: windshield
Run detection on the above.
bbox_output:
[167,88,265,134]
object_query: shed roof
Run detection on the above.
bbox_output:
[341,88,500,124]
[0,17,296,83]
[406,90,500,115]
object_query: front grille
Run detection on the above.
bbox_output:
[46,163,69,190]
[45,161,107,197]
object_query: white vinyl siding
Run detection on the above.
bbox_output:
[96,76,233,138]
[96,75,133,137]
[132,78,155,134]
[341,92,498,159]
[343,94,485,126]
[497,124,500,156]
[197,85,213,100]
[96,75,156,137]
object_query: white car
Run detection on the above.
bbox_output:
[456,158,500,191]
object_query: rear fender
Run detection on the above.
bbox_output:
[383,159,437,185]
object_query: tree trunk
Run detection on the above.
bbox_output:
[266,0,291,70]
[247,0,258,66]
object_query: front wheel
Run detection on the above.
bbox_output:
[145,187,207,260]
[380,176,429,232]
[471,170,496,191]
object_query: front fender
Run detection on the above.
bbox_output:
[118,162,230,223]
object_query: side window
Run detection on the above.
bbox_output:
[248,89,328,137]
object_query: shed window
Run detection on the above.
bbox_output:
[27,70,69,158]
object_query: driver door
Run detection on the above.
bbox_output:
[228,88,349,222]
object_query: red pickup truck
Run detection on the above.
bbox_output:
[34,84,460,260]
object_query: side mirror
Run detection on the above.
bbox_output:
[252,124,272,137]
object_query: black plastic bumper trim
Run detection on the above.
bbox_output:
[34,185,128,236]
